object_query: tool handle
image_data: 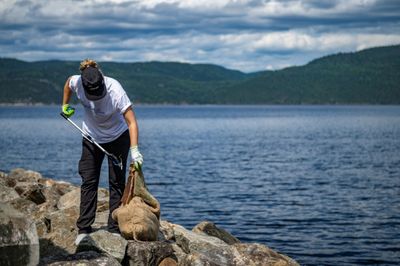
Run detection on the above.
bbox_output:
[60,112,69,120]
[60,112,123,170]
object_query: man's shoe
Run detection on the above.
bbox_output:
[75,233,88,245]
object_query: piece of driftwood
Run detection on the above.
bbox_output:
[112,163,160,241]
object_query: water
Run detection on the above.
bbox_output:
[1,105,399,265]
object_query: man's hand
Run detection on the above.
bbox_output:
[130,146,143,170]
[62,104,75,118]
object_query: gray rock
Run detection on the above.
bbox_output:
[41,206,80,255]
[76,230,128,263]
[57,188,109,212]
[192,221,240,245]
[170,243,186,265]
[125,240,176,266]
[160,220,176,241]
[232,243,300,266]
[0,171,8,185]
[14,181,46,205]
[173,223,300,266]
[93,211,109,230]
[38,178,76,196]
[0,202,39,266]
[8,168,42,184]
[39,250,121,266]
[0,182,20,202]
[173,224,235,265]
[7,198,38,215]
[179,252,221,266]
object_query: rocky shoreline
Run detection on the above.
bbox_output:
[0,168,300,266]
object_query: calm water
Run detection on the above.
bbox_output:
[1,105,399,265]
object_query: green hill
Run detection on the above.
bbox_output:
[0,44,399,104]
[216,45,400,104]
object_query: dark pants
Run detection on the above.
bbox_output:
[77,130,130,234]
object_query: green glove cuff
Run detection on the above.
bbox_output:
[62,104,75,118]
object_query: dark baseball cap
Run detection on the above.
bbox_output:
[81,66,106,101]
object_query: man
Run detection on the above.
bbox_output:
[62,59,143,245]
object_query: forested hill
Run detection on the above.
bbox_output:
[0,44,399,104]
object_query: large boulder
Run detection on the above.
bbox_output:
[13,181,46,205]
[7,198,38,216]
[232,243,300,266]
[125,240,176,266]
[170,221,300,266]
[173,224,235,265]
[40,206,80,256]
[192,221,240,245]
[0,203,39,266]
[76,230,128,263]
[0,182,20,202]
[40,250,121,266]
[57,187,109,212]
[7,168,42,184]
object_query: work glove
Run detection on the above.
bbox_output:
[62,104,75,118]
[130,145,143,170]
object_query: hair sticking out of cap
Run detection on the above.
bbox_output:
[80,59,98,72]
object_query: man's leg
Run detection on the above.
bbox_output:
[105,130,130,233]
[77,138,105,234]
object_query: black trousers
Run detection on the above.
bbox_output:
[77,130,130,234]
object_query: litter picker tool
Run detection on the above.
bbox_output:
[60,112,123,170]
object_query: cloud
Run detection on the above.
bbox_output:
[0,0,399,71]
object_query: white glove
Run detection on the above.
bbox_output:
[130,146,143,169]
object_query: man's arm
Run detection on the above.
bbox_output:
[123,106,139,147]
[124,106,143,168]
[62,77,72,105]
[62,77,75,117]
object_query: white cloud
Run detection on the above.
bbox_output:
[0,0,399,71]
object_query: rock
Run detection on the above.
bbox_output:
[179,252,220,266]
[0,171,7,179]
[125,240,175,266]
[76,230,128,263]
[232,243,300,266]
[39,250,121,266]
[57,187,109,212]
[93,211,109,230]
[0,171,8,185]
[173,224,235,265]
[38,178,76,196]
[14,181,46,205]
[41,206,80,255]
[172,223,300,266]
[192,221,240,245]
[7,168,42,184]
[7,198,38,216]
[160,220,175,241]
[0,182,20,202]
[0,202,39,266]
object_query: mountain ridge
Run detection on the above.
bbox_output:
[0,44,399,104]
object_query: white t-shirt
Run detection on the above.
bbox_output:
[69,75,132,144]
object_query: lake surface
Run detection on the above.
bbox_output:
[0,105,399,265]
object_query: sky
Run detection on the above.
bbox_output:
[1,0,400,72]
